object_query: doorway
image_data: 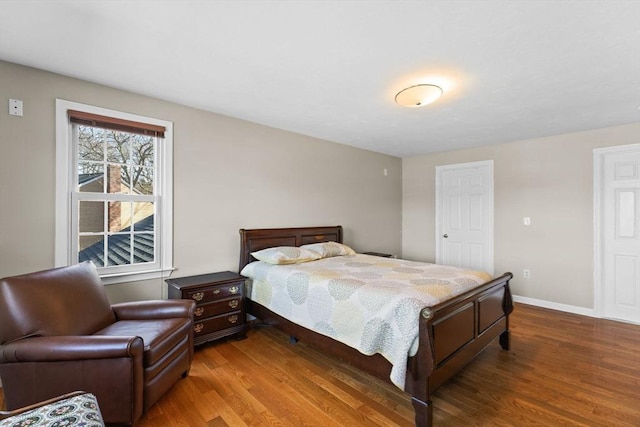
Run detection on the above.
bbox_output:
[435,160,494,274]
[594,144,640,324]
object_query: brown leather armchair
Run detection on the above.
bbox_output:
[0,261,195,426]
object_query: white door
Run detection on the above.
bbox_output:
[436,160,494,274]
[596,144,640,324]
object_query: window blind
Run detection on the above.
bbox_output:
[68,110,165,138]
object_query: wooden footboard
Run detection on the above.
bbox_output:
[405,272,513,426]
[239,226,513,427]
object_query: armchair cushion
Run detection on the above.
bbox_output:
[95,318,191,367]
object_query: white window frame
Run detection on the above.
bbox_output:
[56,99,173,284]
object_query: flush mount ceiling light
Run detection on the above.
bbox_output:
[395,84,443,107]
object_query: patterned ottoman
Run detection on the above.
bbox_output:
[0,392,104,427]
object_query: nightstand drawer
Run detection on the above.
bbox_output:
[193,311,243,336]
[166,271,247,346]
[193,297,243,319]
[185,282,243,303]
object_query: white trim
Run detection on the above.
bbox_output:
[435,159,494,274]
[514,294,640,325]
[513,295,596,318]
[55,99,173,284]
[100,267,175,286]
[592,144,640,319]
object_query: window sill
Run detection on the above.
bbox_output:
[100,267,175,285]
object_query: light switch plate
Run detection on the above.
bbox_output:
[9,99,23,116]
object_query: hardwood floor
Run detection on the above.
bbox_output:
[1,303,639,426]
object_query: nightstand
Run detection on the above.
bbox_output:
[166,271,247,346]
[362,251,393,258]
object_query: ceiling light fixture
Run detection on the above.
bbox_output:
[395,84,443,107]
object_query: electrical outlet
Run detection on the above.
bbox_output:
[523,269,531,279]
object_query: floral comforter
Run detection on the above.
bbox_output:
[241,253,491,389]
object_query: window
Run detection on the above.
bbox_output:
[56,100,173,284]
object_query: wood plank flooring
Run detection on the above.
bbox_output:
[1,303,639,426]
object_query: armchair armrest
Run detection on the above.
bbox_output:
[0,335,143,363]
[112,299,195,321]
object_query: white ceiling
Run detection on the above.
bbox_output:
[1,0,639,158]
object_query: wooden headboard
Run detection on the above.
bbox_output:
[239,225,343,271]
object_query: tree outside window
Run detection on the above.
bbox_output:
[76,125,157,267]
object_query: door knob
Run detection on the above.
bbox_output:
[443,234,448,238]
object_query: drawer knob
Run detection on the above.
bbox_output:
[228,315,239,324]
[192,292,204,302]
[213,289,221,295]
[194,323,204,333]
[228,300,239,309]
[194,307,205,317]
[229,286,239,294]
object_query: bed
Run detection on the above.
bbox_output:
[239,225,513,427]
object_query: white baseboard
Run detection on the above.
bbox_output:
[512,295,596,318]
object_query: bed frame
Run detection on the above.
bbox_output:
[239,225,513,427]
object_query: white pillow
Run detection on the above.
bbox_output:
[251,246,322,265]
[300,241,356,258]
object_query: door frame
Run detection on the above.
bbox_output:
[435,159,494,274]
[593,143,640,319]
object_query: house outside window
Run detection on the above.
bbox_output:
[56,100,173,284]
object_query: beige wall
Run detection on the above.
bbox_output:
[0,61,402,303]
[3,59,636,310]
[402,123,640,309]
